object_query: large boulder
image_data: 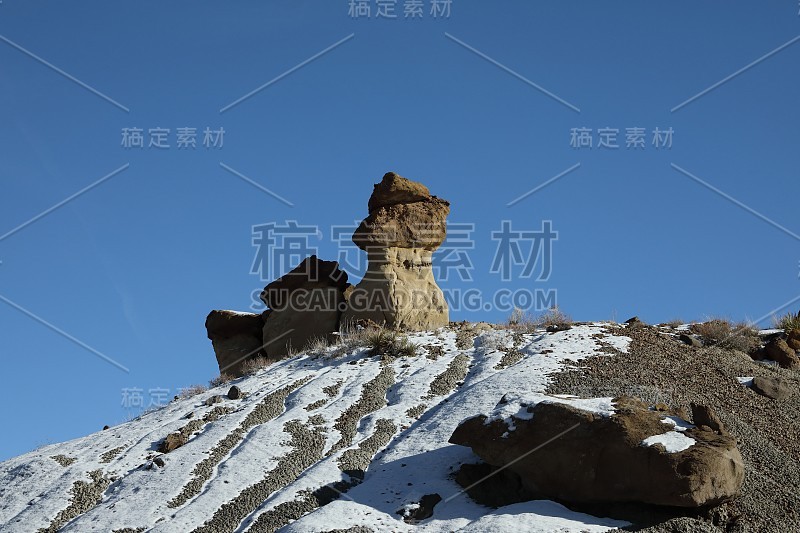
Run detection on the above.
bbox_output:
[260,255,349,357]
[449,396,744,508]
[205,310,265,377]
[786,329,800,351]
[764,338,800,370]
[343,172,450,330]
[752,376,792,400]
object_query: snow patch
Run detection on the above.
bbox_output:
[642,432,696,453]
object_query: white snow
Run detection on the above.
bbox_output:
[642,432,697,453]
[484,394,615,432]
[0,323,633,532]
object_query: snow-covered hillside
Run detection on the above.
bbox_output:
[0,323,633,533]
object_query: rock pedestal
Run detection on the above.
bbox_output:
[342,172,450,330]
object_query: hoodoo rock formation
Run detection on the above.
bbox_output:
[342,172,450,330]
[205,171,450,374]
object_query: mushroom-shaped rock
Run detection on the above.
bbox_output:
[343,172,450,331]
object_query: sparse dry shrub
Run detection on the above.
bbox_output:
[209,373,233,388]
[504,307,538,333]
[178,384,208,399]
[662,319,684,329]
[303,336,331,358]
[240,356,271,375]
[536,306,573,330]
[690,318,760,353]
[774,310,800,332]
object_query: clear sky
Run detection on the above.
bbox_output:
[1,1,798,460]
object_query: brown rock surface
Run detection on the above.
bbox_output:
[343,172,449,330]
[368,171,433,212]
[752,376,792,400]
[787,329,800,351]
[450,396,744,508]
[205,310,265,377]
[261,255,349,358]
[765,338,800,370]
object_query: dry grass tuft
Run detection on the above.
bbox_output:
[240,356,272,375]
[774,310,800,332]
[178,384,208,399]
[209,373,233,388]
[689,318,760,353]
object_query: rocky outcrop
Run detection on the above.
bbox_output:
[205,310,266,377]
[764,338,800,370]
[343,172,450,330]
[787,329,800,351]
[260,255,349,357]
[449,396,744,508]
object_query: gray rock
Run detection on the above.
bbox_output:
[227,385,242,400]
[679,334,703,348]
[752,376,792,400]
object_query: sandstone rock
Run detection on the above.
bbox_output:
[227,385,242,400]
[343,248,448,330]
[449,396,744,508]
[764,338,800,370]
[158,432,187,453]
[261,255,349,358]
[353,200,450,250]
[369,172,434,212]
[690,403,728,435]
[343,172,450,331]
[205,310,265,377]
[787,329,800,351]
[752,376,792,400]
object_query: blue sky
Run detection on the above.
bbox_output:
[1,0,798,460]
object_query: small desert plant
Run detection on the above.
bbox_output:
[662,319,684,329]
[323,323,374,358]
[240,356,271,375]
[303,336,331,358]
[364,328,417,358]
[178,384,208,399]
[536,306,573,330]
[774,310,800,332]
[504,307,539,333]
[507,307,526,326]
[209,373,233,388]
[689,318,760,352]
